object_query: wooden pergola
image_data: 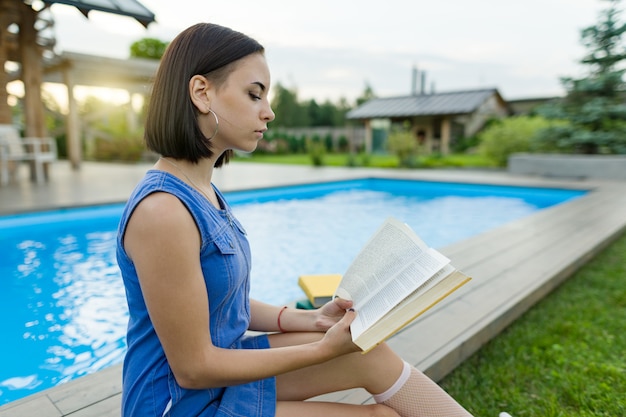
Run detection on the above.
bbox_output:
[0,0,155,169]
[43,51,159,167]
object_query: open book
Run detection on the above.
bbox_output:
[333,217,471,353]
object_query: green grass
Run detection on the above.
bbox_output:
[234,152,399,167]
[418,153,496,168]
[440,232,626,417]
[233,152,496,169]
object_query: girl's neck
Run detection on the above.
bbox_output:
[158,157,220,208]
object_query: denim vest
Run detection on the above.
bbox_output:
[117,171,275,417]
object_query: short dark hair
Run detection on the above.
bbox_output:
[145,23,264,167]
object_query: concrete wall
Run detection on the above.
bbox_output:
[509,153,626,180]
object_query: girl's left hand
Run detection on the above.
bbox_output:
[314,297,354,331]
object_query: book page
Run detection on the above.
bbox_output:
[355,267,470,353]
[334,218,428,300]
[334,217,451,338]
[348,248,450,339]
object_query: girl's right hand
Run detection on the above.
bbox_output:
[314,297,354,331]
[321,309,361,356]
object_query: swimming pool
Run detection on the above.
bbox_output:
[0,178,586,404]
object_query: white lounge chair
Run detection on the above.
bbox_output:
[0,124,57,185]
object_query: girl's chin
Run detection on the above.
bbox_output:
[236,143,258,154]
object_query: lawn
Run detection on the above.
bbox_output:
[233,152,497,169]
[440,231,626,417]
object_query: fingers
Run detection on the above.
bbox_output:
[346,308,356,323]
[315,299,356,332]
[334,309,361,353]
[337,308,356,328]
[332,297,354,310]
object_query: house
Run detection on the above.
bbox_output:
[346,88,511,154]
[507,96,561,115]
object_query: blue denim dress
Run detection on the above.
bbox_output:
[116,170,276,417]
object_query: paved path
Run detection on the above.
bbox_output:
[1,161,625,416]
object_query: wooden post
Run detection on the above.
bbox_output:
[19,2,49,180]
[424,124,434,154]
[363,119,372,154]
[63,64,81,169]
[0,0,16,125]
[441,117,451,155]
[19,3,45,138]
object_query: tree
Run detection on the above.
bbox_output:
[130,38,168,60]
[334,97,352,124]
[270,83,310,127]
[306,99,344,126]
[536,0,626,154]
[307,99,322,126]
[355,82,376,107]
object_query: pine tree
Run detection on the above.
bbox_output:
[536,0,626,154]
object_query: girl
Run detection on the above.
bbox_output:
[116,22,480,417]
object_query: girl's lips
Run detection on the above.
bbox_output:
[255,128,267,138]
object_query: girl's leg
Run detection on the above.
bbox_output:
[269,331,473,417]
[373,361,473,417]
[270,331,404,399]
[276,400,399,417]
[271,331,401,417]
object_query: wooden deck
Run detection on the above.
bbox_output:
[1,162,625,416]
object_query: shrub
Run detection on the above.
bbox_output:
[54,134,68,159]
[387,129,418,167]
[324,133,334,152]
[451,135,480,153]
[478,116,556,166]
[288,135,305,153]
[360,152,371,167]
[306,138,326,166]
[93,128,145,162]
[87,101,146,162]
[338,135,349,152]
[345,153,357,167]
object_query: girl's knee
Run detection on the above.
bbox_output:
[365,403,401,417]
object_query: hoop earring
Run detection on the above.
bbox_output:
[206,109,219,140]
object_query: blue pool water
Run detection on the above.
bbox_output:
[0,178,586,405]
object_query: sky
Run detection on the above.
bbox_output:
[44,0,611,104]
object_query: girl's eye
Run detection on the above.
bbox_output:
[249,92,261,101]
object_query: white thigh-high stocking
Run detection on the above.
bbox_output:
[373,361,473,417]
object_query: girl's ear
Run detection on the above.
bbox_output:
[189,75,212,114]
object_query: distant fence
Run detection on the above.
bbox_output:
[270,126,367,152]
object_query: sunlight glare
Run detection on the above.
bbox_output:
[75,86,131,106]
[7,81,134,115]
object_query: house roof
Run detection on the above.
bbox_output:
[40,51,159,91]
[43,0,156,28]
[346,88,503,120]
